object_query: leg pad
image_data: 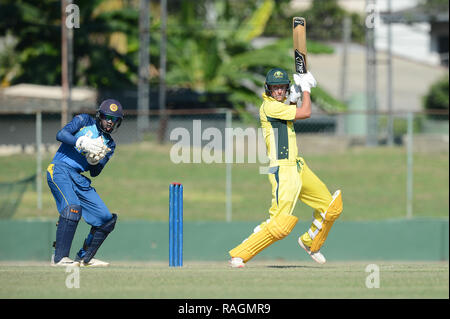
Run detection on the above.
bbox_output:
[82,213,117,263]
[229,214,298,263]
[54,205,82,263]
[310,190,343,252]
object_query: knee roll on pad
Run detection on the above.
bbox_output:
[98,213,117,233]
[61,204,82,222]
[229,214,298,263]
[267,214,298,240]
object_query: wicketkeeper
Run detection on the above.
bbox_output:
[229,68,343,268]
[47,99,123,267]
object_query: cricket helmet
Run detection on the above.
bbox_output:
[96,99,123,134]
[264,68,290,96]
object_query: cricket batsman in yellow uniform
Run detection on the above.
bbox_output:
[229,68,343,267]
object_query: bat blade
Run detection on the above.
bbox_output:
[293,17,307,74]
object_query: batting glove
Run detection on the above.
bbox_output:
[293,71,317,93]
[289,84,302,104]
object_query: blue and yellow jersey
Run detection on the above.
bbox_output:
[52,114,116,175]
[260,93,297,167]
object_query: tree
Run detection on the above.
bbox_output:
[158,0,286,122]
[0,0,139,89]
[159,0,345,120]
[423,75,449,120]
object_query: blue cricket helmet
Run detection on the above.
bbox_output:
[96,99,124,134]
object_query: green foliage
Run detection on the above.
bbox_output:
[422,75,449,119]
[234,0,275,42]
[262,0,366,43]
[0,0,139,88]
[419,0,449,13]
[0,31,20,86]
[164,0,288,118]
[0,0,344,115]
[311,85,347,113]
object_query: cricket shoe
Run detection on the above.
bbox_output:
[51,257,80,267]
[298,237,326,264]
[229,257,245,268]
[80,258,110,267]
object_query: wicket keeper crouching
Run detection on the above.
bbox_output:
[229,68,343,268]
[47,99,123,267]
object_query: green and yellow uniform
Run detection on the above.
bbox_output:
[229,93,342,263]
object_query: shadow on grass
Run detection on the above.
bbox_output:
[266,265,322,269]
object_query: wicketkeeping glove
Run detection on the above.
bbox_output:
[86,144,111,165]
[293,71,317,93]
[76,136,104,154]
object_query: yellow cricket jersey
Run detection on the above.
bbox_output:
[260,93,298,167]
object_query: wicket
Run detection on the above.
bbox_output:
[169,183,183,267]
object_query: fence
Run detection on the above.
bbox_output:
[0,109,448,222]
[0,174,36,219]
[1,218,448,261]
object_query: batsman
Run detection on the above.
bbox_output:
[229,68,343,268]
[47,99,123,267]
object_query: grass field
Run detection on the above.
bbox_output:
[1,142,448,302]
[0,142,448,222]
[0,261,448,299]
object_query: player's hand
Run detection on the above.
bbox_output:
[293,71,317,93]
[289,84,301,104]
[76,136,104,154]
[87,154,101,165]
[86,145,111,165]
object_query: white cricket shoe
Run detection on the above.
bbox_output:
[229,257,245,268]
[80,258,110,267]
[298,237,326,264]
[51,257,80,267]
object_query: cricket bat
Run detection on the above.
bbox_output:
[293,17,307,74]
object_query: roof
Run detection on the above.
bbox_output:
[380,5,449,24]
[0,84,97,113]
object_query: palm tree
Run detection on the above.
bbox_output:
[161,0,345,123]
[162,0,288,122]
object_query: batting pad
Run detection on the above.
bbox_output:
[310,190,343,252]
[229,214,298,263]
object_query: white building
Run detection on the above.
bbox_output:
[291,0,449,66]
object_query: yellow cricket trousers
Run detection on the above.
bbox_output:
[268,157,332,246]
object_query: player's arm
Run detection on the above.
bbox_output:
[294,91,311,120]
[56,114,89,145]
[57,114,104,154]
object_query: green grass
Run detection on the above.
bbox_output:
[0,142,448,221]
[0,261,447,299]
